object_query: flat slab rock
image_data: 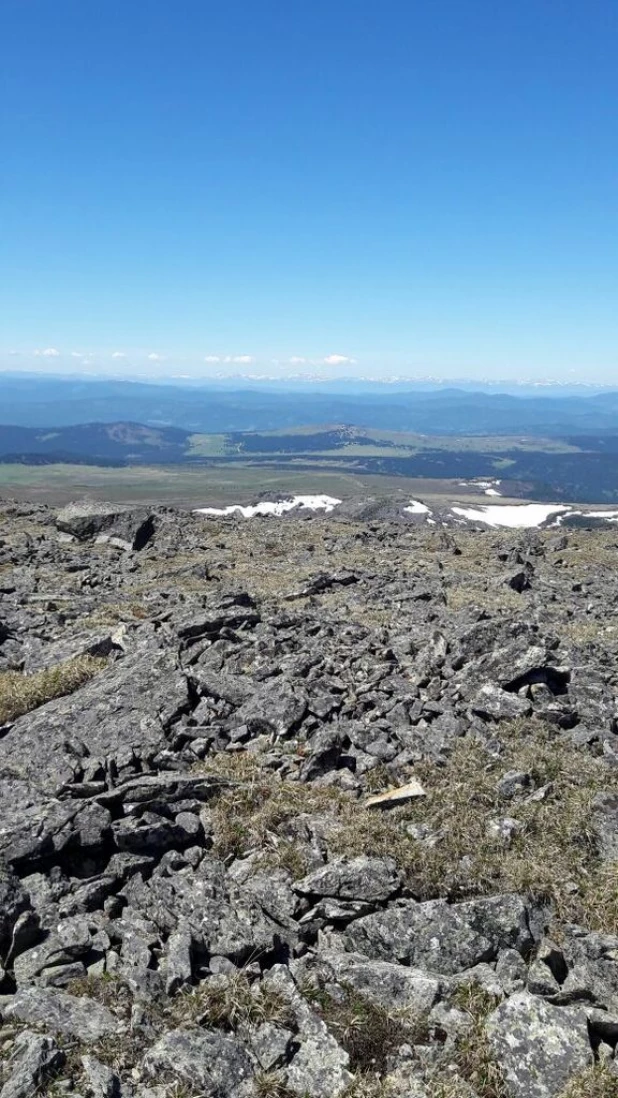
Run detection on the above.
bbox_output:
[4,987,124,1042]
[318,948,442,1012]
[0,776,111,866]
[294,855,401,902]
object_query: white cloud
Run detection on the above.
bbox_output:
[289,356,306,365]
[34,347,61,357]
[112,351,126,359]
[147,352,165,362]
[323,354,356,366]
[203,355,221,363]
[70,351,84,358]
[233,355,254,364]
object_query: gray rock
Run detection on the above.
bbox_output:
[0,643,190,805]
[80,1055,120,1098]
[263,965,352,1098]
[4,987,124,1042]
[557,928,618,1011]
[294,856,401,903]
[55,503,155,550]
[164,928,193,995]
[471,683,532,721]
[0,1031,63,1098]
[143,1028,256,1097]
[345,893,535,974]
[593,792,618,861]
[0,862,30,952]
[248,1022,294,1071]
[485,991,592,1097]
[230,676,308,738]
[527,959,561,997]
[449,962,507,1000]
[126,856,281,964]
[319,949,441,1012]
[494,949,528,994]
[496,771,532,799]
[23,628,125,674]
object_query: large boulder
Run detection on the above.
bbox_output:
[318,948,442,1013]
[55,502,156,550]
[344,894,535,975]
[0,643,190,797]
[485,992,592,1098]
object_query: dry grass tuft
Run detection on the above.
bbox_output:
[80,601,150,626]
[446,585,524,613]
[200,751,343,866]
[201,718,618,934]
[254,1071,297,1098]
[558,1064,618,1098]
[301,979,428,1076]
[342,1077,397,1098]
[0,655,107,724]
[334,720,618,929]
[172,971,294,1032]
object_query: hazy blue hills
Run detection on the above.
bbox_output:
[4,373,618,435]
[0,422,189,465]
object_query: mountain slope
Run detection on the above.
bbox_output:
[0,500,617,1096]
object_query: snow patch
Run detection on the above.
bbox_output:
[451,503,570,529]
[195,494,342,518]
[404,499,431,515]
[458,479,502,495]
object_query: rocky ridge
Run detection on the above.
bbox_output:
[1,499,618,1097]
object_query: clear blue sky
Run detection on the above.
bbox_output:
[2,0,617,381]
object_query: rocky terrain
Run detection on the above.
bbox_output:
[2,499,618,1098]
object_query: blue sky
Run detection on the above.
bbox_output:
[2,0,617,381]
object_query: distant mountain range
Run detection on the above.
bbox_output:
[4,372,618,434]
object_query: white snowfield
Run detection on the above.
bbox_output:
[451,503,570,528]
[195,494,618,529]
[195,494,342,518]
